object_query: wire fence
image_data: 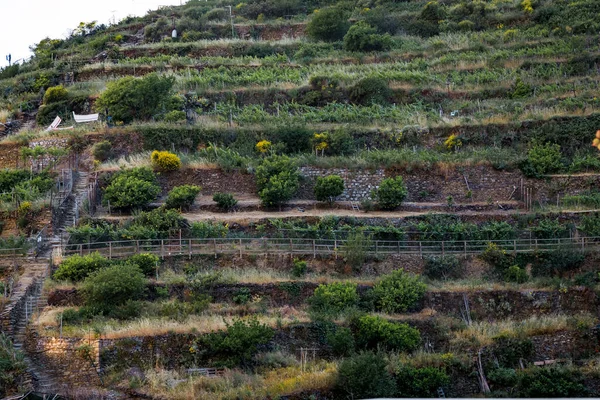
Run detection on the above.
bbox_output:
[59,236,600,260]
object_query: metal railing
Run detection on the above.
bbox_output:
[60,236,600,260]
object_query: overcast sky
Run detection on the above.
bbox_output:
[0,0,184,67]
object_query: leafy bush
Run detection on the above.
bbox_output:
[314,175,344,205]
[189,221,229,238]
[372,269,426,313]
[233,288,252,305]
[291,258,307,277]
[306,8,350,42]
[126,253,159,277]
[372,176,408,210]
[165,185,201,210]
[353,314,421,351]
[395,365,450,397]
[103,167,160,209]
[255,155,299,207]
[343,22,393,52]
[81,263,146,313]
[423,256,464,280]
[531,248,585,277]
[336,351,397,399]
[130,207,185,232]
[92,140,112,162]
[480,242,513,275]
[151,150,182,172]
[520,143,563,178]
[326,326,355,357]
[0,333,27,397]
[493,335,534,368]
[54,252,111,282]
[505,265,528,283]
[199,318,274,367]
[531,218,569,239]
[308,282,359,315]
[488,367,519,388]
[213,192,238,211]
[43,85,68,105]
[96,73,175,123]
[579,213,600,236]
[517,367,586,397]
[162,110,186,123]
[343,230,371,270]
[350,77,391,105]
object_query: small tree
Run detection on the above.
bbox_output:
[151,150,182,172]
[395,365,450,397]
[372,269,426,313]
[256,156,299,207]
[314,175,345,206]
[336,351,397,399]
[343,230,371,270]
[308,282,359,315]
[213,192,238,211]
[372,176,408,210]
[81,263,146,312]
[343,21,393,52]
[521,142,563,178]
[53,252,111,282]
[165,185,201,210]
[353,314,421,351]
[103,167,160,210]
[306,8,350,42]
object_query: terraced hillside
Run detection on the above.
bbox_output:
[2,0,600,398]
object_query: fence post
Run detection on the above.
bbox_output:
[375,240,378,257]
[313,239,316,258]
[79,244,83,256]
[419,241,423,258]
[334,239,337,259]
[136,240,139,254]
[214,239,217,258]
[189,239,192,259]
[513,240,516,255]
[463,241,467,257]
[581,237,585,253]
[397,241,400,254]
[239,238,243,257]
[441,241,445,256]
[109,242,112,260]
[534,239,538,251]
[161,240,164,259]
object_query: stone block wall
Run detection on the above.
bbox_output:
[298,167,385,201]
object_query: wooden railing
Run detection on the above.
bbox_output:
[60,236,600,260]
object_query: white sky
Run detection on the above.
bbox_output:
[0,0,184,67]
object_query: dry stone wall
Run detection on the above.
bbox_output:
[298,167,385,201]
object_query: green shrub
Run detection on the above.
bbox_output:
[579,213,600,236]
[343,21,393,52]
[126,253,159,277]
[81,263,146,313]
[531,218,569,239]
[232,288,252,305]
[0,333,27,397]
[350,76,391,105]
[353,314,421,351]
[372,176,408,210]
[151,150,182,172]
[488,367,519,388]
[531,249,584,277]
[517,367,586,397]
[314,175,344,205]
[336,351,397,399]
[291,258,307,277]
[165,185,201,210]
[92,140,112,162]
[54,252,111,282]
[395,365,450,397]
[308,282,359,315]
[505,265,528,283]
[343,230,371,270]
[43,85,68,105]
[306,8,350,42]
[199,318,274,367]
[480,242,513,275]
[96,73,175,123]
[326,326,355,357]
[372,269,426,313]
[256,155,299,207]
[520,143,563,178]
[423,256,465,280]
[131,207,185,232]
[103,167,160,209]
[493,335,534,368]
[189,221,229,238]
[162,110,186,123]
[213,192,238,211]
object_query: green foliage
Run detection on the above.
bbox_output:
[521,143,563,178]
[43,85,68,105]
[309,282,359,315]
[189,221,229,238]
[343,22,393,52]
[395,365,450,397]
[103,167,160,209]
[353,314,421,351]
[372,176,408,210]
[518,367,586,397]
[326,326,355,357]
[232,288,252,305]
[165,185,201,210]
[512,77,532,99]
[130,207,186,232]
[126,253,159,277]
[0,333,27,397]
[531,248,585,277]
[350,77,391,105]
[488,367,519,388]
[343,230,371,270]
[531,218,569,239]
[255,155,299,207]
[81,263,146,313]
[96,73,175,123]
[306,8,350,42]
[505,265,528,283]
[162,110,186,123]
[151,150,182,172]
[336,351,397,399]
[493,335,534,368]
[54,252,111,282]
[423,256,465,280]
[199,318,274,367]
[578,213,600,236]
[372,269,426,313]
[212,192,238,211]
[291,258,307,277]
[314,175,344,205]
[92,140,113,162]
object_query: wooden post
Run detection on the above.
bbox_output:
[239,238,243,257]
[581,237,585,253]
[441,241,445,256]
[313,239,316,258]
[419,241,423,258]
[161,240,164,259]
[334,239,337,259]
[534,238,538,251]
[463,241,467,256]
[214,238,217,258]
[109,242,112,259]
[513,240,517,255]
[79,244,83,256]
[189,239,192,259]
[375,240,378,257]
